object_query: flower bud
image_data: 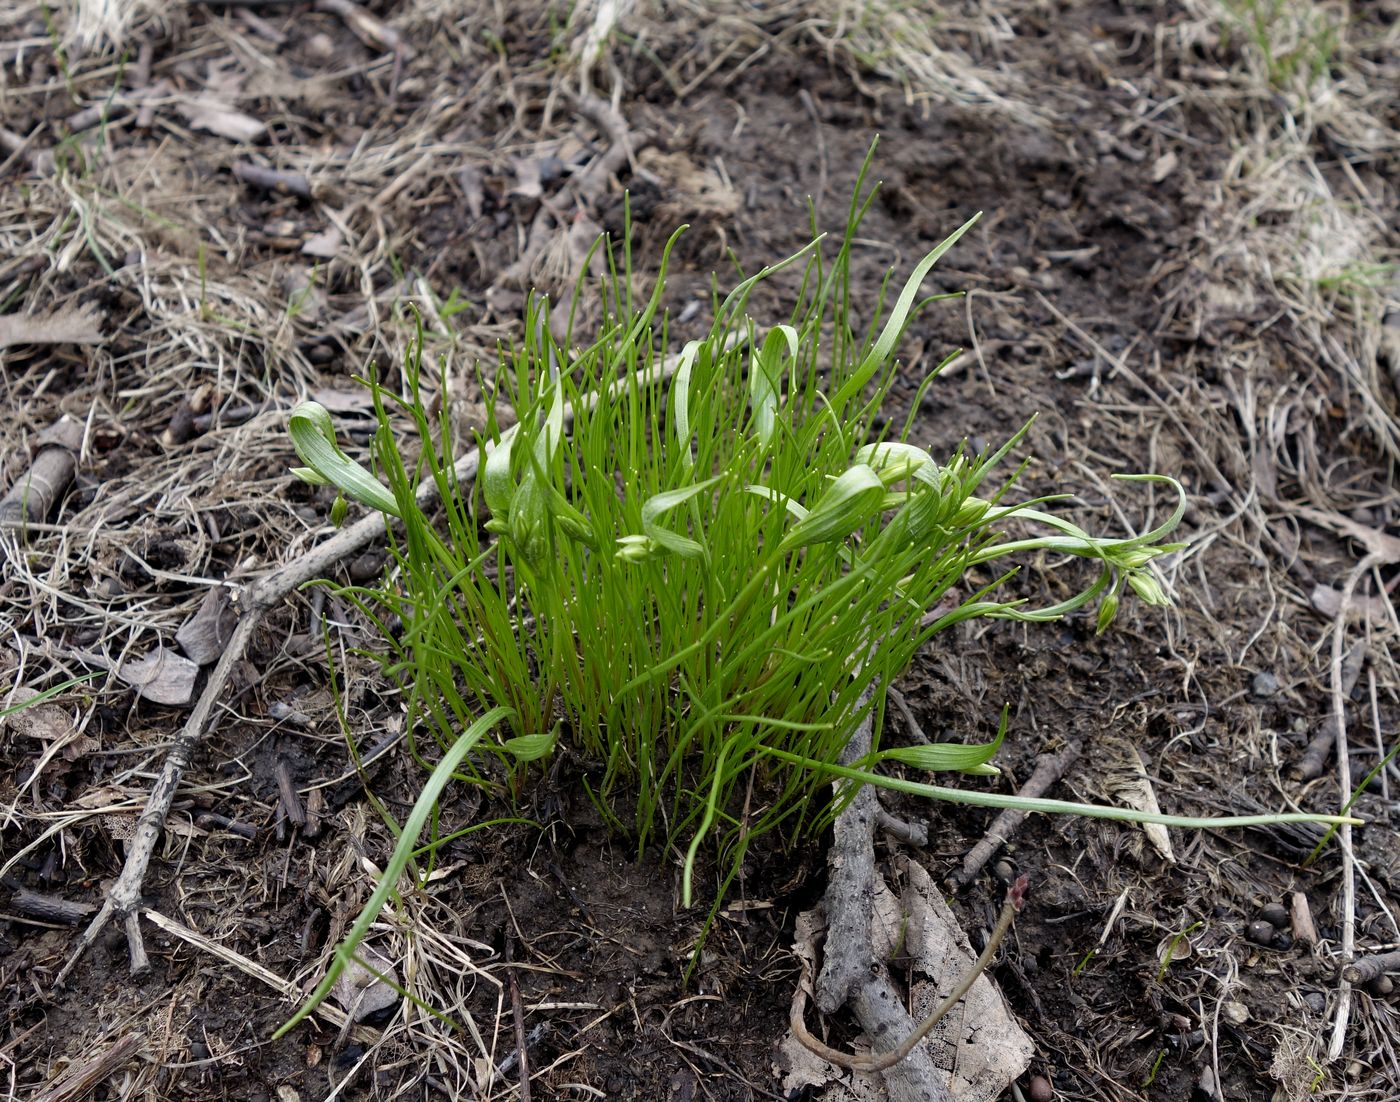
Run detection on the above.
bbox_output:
[1095,591,1120,634]
[950,495,989,528]
[615,533,657,563]
[1127,571,1170,606]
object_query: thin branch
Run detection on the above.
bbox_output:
[948,738,1081,891]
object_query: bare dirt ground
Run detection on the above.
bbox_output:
[3,1,1399,1100]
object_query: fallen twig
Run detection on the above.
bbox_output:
[792,877,1027,1074]
[504,930,532,1102]
[876,808,928,847]
[948,738,1082,891]
[1342,949,1400,985]
[1327,556,1380,1062]
[0,416,84,530]
[1295,641,1366,781]
[815,695,880,1015]
[10,888,96,925]
[233,161,313,199]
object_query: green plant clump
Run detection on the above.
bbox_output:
[282,161,1352,1033]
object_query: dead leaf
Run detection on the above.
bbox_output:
[775,910,865,1100]
[1310,584,1394,626]
[116,646,199,706]
[778,861,1034,1101]
[74,785,130,810]
[1099,737,1175,862]
[509,157,544,200]
[331,945,400,1022]
[301,227,343,259]
[177,98,265,143]
[176,587,239,666]
[1,686,72,742]
[889,860,1035,1101]
[0,303,106,348]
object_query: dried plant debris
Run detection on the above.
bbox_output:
[779,860,1032,1101]
[114,649,197,706]
[0,303,105,348]
[1097,736,1176,864]
[175,587,238,666]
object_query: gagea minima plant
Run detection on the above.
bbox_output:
[281,161,1354,1032]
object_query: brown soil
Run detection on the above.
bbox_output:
[3,2,1399,1101]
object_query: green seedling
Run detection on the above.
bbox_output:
[1156,920,1203,981]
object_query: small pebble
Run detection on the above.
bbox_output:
[1223,1000,1249,1025]
[1251,671,1280,697]
[1367,975,1394,997]
[1304,991,1326,1014]
[305,33,335,62]
[1259,902,1289,928]
[1272,931,1294,952]
[1246,920,1276,946]
[1197,1064,1217,1099]
[994,859,1016,884]
[1027,1075,1053,1102]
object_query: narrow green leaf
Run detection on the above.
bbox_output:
[638,476,721,560]
[750,324,798,447]
[871,705,1006,775]
[481,424,519,521]
[670,340,703,471]
[273,705,515,1039]
[834,213,981,410]
[288,401,400,518]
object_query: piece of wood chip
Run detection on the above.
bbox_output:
[0,303,105,348]
[509,157,545,200]
[177,98,265,143]
[301,227,343,259]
